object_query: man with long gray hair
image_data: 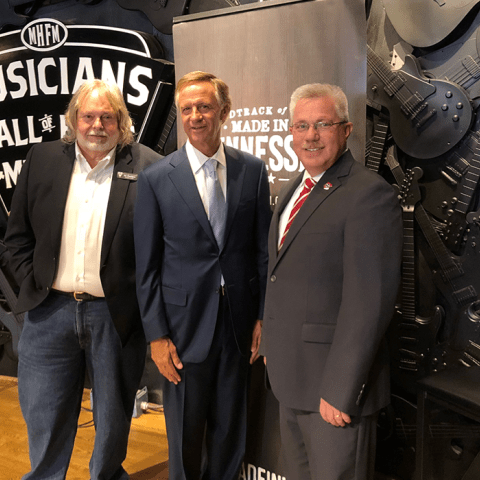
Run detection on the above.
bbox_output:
[5,79,161,479]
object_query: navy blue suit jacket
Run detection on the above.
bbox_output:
[134,144,271,363]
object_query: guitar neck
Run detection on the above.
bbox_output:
[401,207,417,322]
[366,117,389,173]
[455,135,480,215]
[367,45,404,96]
[157,103,176,153]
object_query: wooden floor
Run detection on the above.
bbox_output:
[0,375,169,479]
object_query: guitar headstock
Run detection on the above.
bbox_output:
[400,167,424,212]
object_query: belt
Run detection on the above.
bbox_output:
[51,289,103,302]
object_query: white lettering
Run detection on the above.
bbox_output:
[36,24,44,47]
[51,24,60,43]
[7,61,28,99]
[3,160,24,188]
[0,120,15,147]
[26,59,38,96]
[60,57,69,94]
[38,58,57,95]
[273,118,289,132]
[128,66,152,106]
[0,67,6,102]
[27,116,42,144]
[73,57,95,93]
[255,135,268,158]
[12,119,28,146]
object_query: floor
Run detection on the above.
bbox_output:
[0,375,169,479]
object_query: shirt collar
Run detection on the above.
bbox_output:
[186,140,226,174]
[75,142,116,173]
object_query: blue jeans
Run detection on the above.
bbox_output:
[18,291,146,480]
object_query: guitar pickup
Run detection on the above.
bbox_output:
[399,348,418,359]
[415,107,436,128]
[398,323,419,331]
[453,286,477,306]
[399,359,419,372]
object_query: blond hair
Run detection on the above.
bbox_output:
[175,71,232,113]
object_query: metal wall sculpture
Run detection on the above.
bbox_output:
[368,1,480,478]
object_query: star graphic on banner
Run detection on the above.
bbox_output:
[268,172,276,184]
[0,172,5,181]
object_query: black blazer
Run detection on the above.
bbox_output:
[5,139,161,344]
[263,151,403,416]
[134,144,271,363]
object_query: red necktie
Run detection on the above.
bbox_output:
[279,177,317,249]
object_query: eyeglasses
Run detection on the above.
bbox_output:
[291,121,347,133]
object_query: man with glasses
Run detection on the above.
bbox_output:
[262,83,402,479]
[5,79,161,479]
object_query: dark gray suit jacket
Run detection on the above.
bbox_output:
[5,139,161,344]
[263,150,402,416]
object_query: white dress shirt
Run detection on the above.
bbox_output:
[52,143,115,296]
[185,140,227,215]
[186,140,227,285]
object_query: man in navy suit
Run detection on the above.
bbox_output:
[134,71,271,480]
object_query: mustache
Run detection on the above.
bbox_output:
[87,130,108,137]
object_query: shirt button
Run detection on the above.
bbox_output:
[270,275,276,282]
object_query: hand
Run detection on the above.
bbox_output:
[250,319,262,364]
[319,398,351,427]
[151,336,183,385]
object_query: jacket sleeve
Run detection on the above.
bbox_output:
[134,169,169,342]
[319,177,402,414]
[5,147,35,287]
[255,162,272,320]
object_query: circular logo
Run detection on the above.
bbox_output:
[21,19,68,52]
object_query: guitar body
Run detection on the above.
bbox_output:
[116,0,190,34]
[0,0,31,31]
[383,0,480,48]
[368,53,473,159]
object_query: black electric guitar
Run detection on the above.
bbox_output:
[386,147,477,306]
[367,45,473,160]
[383,0,480,48]
[116,0,190,35]
[387,163,443,378]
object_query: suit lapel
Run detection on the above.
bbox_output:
[223,147,246,250]
[168,147,217,246]
[275,151,355,265]
[101,146,133,265]
[51,143,76,249]
[270,173,302,262]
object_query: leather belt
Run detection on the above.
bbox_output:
[51,289,103,302]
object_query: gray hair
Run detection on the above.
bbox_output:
[63,79,134,148]
[289,83,349,123]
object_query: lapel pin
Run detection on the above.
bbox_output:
[323,182,333,190]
